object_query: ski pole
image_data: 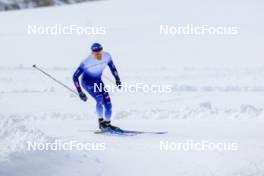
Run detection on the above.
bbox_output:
[32,65,78,96]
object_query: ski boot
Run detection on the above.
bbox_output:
[98,118,122,133]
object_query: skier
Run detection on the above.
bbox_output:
[73,43,122,132]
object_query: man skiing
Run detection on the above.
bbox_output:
[73,43,122,132]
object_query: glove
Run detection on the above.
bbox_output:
[79,92,87,102]
[116,80,122,89]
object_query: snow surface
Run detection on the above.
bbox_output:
[0,0,264,175]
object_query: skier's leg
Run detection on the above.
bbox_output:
[94,94,104,118]
[97,81,112,121]
[102,91,112,122]
[82,81,118,131]
[81,82,103,118]
[102,94,120,131]
[99,84,120,131]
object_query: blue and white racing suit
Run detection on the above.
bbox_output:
[73,52,120,121]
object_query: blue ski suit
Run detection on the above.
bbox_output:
[73,52,120,121]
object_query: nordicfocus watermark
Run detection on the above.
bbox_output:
[27,140,106,151]
[160,140,239,152]
[94,82,172,93]
[160,24,238,35]
[27,24,106,36]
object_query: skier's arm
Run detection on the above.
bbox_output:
[108,60,120,82]
[73,66,84,94]
[108,59,121,88]
[73,66,87,101]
